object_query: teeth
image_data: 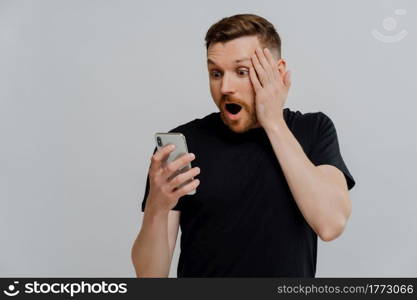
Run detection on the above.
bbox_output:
[225,103,242,115]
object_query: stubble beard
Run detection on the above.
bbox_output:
[219,98,259,133]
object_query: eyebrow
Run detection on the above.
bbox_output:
[207,57,251,66]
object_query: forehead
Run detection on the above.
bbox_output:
[207,35,261,65]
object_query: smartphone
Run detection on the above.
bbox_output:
[155,132,196,195]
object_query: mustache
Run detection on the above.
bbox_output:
[221,97,250,111]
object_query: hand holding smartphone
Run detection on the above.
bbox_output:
[155,132,198,195]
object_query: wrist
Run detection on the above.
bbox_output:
[264,117,287,134]
[144,198,170,217]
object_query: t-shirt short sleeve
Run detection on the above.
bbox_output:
[140,147,184,212]
[309,112,356,190]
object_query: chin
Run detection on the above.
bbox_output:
[221,114,252,133]
[219,105,259,133]
[228,125,248,133]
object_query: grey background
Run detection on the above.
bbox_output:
[1,0,416,277]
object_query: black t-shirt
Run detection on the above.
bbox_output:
[141,108,356,277]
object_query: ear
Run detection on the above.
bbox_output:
[277,59,287,77]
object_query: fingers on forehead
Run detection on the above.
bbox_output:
[263,48,276,65]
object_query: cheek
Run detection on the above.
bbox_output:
[237,76,252,90]
[209,81,221,103]
[242,79,255,98]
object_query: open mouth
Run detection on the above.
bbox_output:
[225,103,242,115]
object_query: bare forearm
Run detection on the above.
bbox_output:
[264,120,348,239]
[131,203,171,277]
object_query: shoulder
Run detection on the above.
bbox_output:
[284,108,334,132]
[166,113,218,153]
[168,112,218,134]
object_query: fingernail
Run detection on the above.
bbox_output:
[189,153,195,159]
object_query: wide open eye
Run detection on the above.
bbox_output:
[210,70,222,78]
[237,69,249,76]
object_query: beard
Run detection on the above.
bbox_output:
[219,96,260,133]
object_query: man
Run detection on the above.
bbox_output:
[131,14,355,277]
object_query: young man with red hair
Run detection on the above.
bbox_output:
[132,14,355,278]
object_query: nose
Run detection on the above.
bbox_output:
[220,73,236,95]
